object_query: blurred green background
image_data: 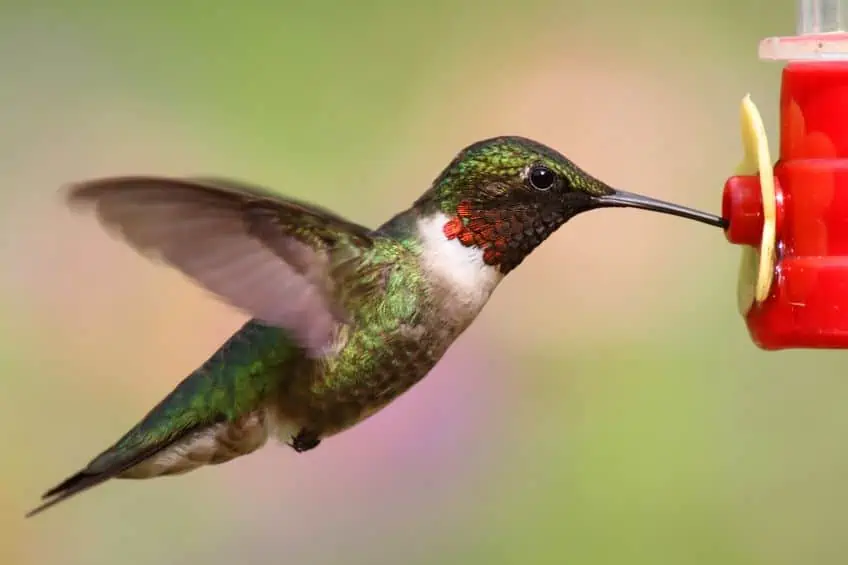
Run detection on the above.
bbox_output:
[2,1,845,564]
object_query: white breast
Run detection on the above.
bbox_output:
[416,212,504,315]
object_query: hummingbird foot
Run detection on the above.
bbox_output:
[290,429,321,453]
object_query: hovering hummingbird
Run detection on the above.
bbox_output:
[26,136,725,517]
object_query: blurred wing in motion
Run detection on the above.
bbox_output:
[66,176,377,356]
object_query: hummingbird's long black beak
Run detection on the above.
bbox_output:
[592,189,727,229]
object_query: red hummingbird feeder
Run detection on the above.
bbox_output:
[721,0,848,349]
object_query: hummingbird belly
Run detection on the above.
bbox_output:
[277,319,458,439]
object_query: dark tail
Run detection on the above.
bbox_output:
[26,469,118,518]
[25,440,181,518]
[26,320,284,518]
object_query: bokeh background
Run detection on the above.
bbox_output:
[2,1,844,564]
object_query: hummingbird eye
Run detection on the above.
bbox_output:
[528,165,556,191]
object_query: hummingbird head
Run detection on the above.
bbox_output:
[414,136,725,274]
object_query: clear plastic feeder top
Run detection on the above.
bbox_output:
[760,0,848,60]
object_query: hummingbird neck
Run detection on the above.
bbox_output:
[434,197,564,275]
[377,207,504,314]
[382,195,561,277]
[414,210,505,314]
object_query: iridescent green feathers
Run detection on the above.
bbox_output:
[416,135,612,216]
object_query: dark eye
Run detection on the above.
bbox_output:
[528,165,556,191]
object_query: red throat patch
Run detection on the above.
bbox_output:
[441,200,514,267]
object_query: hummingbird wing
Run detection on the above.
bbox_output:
[65,175,378,357]
[28,178,407,517]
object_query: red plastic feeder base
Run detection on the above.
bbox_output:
[724,62,848,349]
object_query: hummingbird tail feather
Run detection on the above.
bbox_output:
[27,321,291,517]
[26,413,272,518]
[24,438,173,518]
[26,472,109,518]
[26,450,151,518]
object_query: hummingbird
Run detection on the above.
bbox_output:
[26,136,725,517]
